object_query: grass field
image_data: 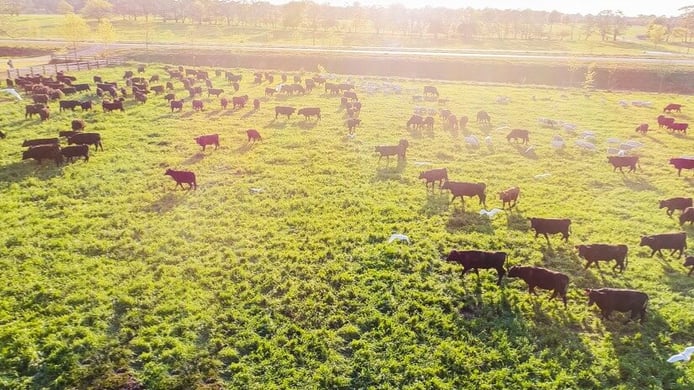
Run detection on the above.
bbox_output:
[0,63,693,389]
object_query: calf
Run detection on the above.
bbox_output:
[61,144,89,163]
[192,99,204,111]
[663,103,683,113]
[576,244,628,273]
[607,155,639,173]
[529,217,571,243]
[22,138,59,147]
[585,288,648,324]
[170,99,184,112]
[375,139,409,163]
[275,106,296,119]
[22,144,62,166]
[247,129,262,143]
[506,129,529,144]
[265,87,276,96]
[635,123,649,134]
[499,186,520,209]
[441,181,486,208]
[507,266,569,307]
[347,118,361,134]
[165,169,197,190]
[670,158,694,176]
[423,85,439,97]
[419,168,448,191]
[343,91,358,101]
[476,110,490,123]
[194,134,219,151]
[297,107,321,120]
[685,256,694,276]
[639,232,687,258]
[445,250,506,285]
[68,132,103,151]
[253,99,260,110]
[423,116,434,130]
[680,207,694,225]
[659,197,692,216]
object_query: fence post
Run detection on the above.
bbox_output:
[42,65,46,75]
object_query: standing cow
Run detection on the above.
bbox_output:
[639,232,687,258]
[585,288,648,324]
[529,217,571,243]
[507,266,569,308]
[575,244,628,273]
[445,250,506,285]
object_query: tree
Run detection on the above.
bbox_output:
[81,0,113,22]
[282,1,305,30]
[96,19,116,55]
[56,0,73,14]
[583,62,596,91]
[61,13,90,60]
[678,5,694,48]
[648,23,668,47]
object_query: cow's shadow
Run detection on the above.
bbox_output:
[446,209,494,234]
[421,192,450,216]
[182,152,206,165]
[374,160,406,180]
[0,160,64,182]
[622,176,656,191]
[241,109,258,119]
[297,121,318,130]
[144,192,187,213]
[264,120,289,129]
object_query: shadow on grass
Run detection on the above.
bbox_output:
[507,211,530,231]
[145,192,187,213]
[182,152,206,165]
[241,108,258,119]
[512,144,538,159]
[446,209,494,234]
[622,176,657,191]
[0,160,63,183]
[374,160,406,181]
[297,120,318,130]
[420,192,449,216]
[263,120,289,129]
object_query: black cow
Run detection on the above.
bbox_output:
[441,181,486,208]
[73,83,90,92]
[639,232,687,258]
[407,115,424,129]
[507,266,569,307]
[607,155,639,173]
[423,85,439,97]
[343,91,358,101]
[22,138,59,147]
[22,144,62,166]
[576,244,629,273]
[298,107,321,120]
[275,106,296,119]
[670,158,694,176]
[265,87,276,96]
[59,100,80,112]
[68,132,103,151]
[347,118,361,134]
[529,217,571,243]
[194,134,219,151]
[477,110,491,123]
[61,144,89,163]
[59,131,80,138]
[375,139,409,163]
[151,85,165,95]
[165,169,197,190]
[685,256,694,276]
[679,207,694,225]
[80,101,92,111]
[445,250,506,285]
[208,88,224,98]
[170,99,184,112]
[507,129,530,144]
[585,288,648,324]
[102,100,124,112]
[659,197,693,216]
[419,168,448,191]
[192,99,204,111]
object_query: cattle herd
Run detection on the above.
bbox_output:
[3,64,693,325]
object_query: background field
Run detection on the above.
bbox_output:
[0,64,693,389]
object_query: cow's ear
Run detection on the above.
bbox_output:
[583,288,591,295]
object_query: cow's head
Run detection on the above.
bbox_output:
[441,180,451,190]
[528,217,537,227]
[164,169,173,176]
[584,288,601,305]
[575,245,587,255]
[444,250,459,263]
[658,200,668,209]
[639,236,653,246]
[507,266,522,278]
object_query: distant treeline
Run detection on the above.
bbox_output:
[131,50,694,94]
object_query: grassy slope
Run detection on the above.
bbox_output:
[3,15,692,56]
[0,64,693,389]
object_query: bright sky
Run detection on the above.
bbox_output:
[301,1,691,17]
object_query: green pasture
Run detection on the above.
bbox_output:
[2,14,692,56]
[0,63,693,389]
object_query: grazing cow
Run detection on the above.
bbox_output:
[68,132,103,151]
[640,232,687,258]
[657,115,676,129]
[529,217,571,243]
[337,83,354,92]
[134,92,147,104]
[298,107,321,120]
[423,116,434,130]
[232,95,248,109]
[102,100,124,112]
[667,122,688,134]
[38,108,50,121]
[247,129,262,143]
[164,93,176,102]
[73,83,90,92]
[635,123,649,134]
[231,82,239,92]
[170,99,184,112]
[22,138,59,147]
[607,155,639,173]
[459,116,469,129]
[165,169,197,190]
[663,103,683,113]
[71,119,86,131]
[220,97,228,109]
[79,101,92,111]
[447,115,459,130]
[347,118,361,134]
[192,99,204,111]
[151,85,165,95]
[506,129,529,144]
[442,181,487,207]
[208,88,224,98]
[507,266,569,307]
[669,158,694,176]
[291,84,306,95]
[305,78,315,92]
[253,99,260,110]
[419,168,448,190]
[32,94,49,105]
[660,197,693,216]
[275,106,296,119]
[423,86,439,97]
[194,134,219,151]
[344,91,358,101]
[407,115,424,129]
[375,139,409,163]
[265,87,276,96]
[680,207,694,225]
[477,110,490,123]
[499,186,520,209]
[445,250,506,285]
[25,103,46,118]
[685,256,694,276]
[576,244,629,273]
[325,82,339,95]
[22,144,62,166]
[312,76,326,85]
[123,70,134,79]
[59,100,80,112]
[585,288,648,324]
[61,144,89,163]
[166,81,174,90]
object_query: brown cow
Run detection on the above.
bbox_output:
[670,158,694,176]
[194,134,219,151]
[680,207,694,225]
[192,99,204,111]
[585,288,648,324]
[639,232,687,258]
[657,115,675,129]
[445,250,506,285]
[165,169,197,190]
[419,168,448,191]
[659,197,692,216]
[506,129,529,144]
[22,144,62,166]
[635,123,649,134]
[441,181,486,208]
[529,217,571,243]
[170,99,184,112]
[507,266,569,307]
[607,155,639,173]
[247,129,262,143]
[499,186,520,209]
[375,139,409,163]
[576,244,628,273]
[663,103,683,113]
[684,256,694,276]
[346,118,361,134]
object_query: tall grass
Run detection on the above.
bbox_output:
[0,63,692,389]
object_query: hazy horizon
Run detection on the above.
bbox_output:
[268,0,690,17]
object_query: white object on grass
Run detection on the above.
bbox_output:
[414,161,432,166]
[667,346,694,363]
[0,88,22,100]
[465,135,479,147]
[387,233,411,244]
[534,173,551,179]
[479,208,503,218]
[250,188,264,194]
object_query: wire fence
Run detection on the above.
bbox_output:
[6,56,125,79]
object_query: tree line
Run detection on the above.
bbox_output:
[2,0,694,44]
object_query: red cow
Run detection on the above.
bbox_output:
[445,250,506,285]
[194,134,219,151]
[499,186,520,209]
[659,197,692,216]
[419,168,448,191]
[576,244,628,273]
[507,266,569,307]
[585,288,648,324]
[247,129,262,143]
[165,169,197,190]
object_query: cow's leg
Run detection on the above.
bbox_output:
[687,266,693,276]
[544,233,551,245]
[584,260,592,269]
[528,285,537,295]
